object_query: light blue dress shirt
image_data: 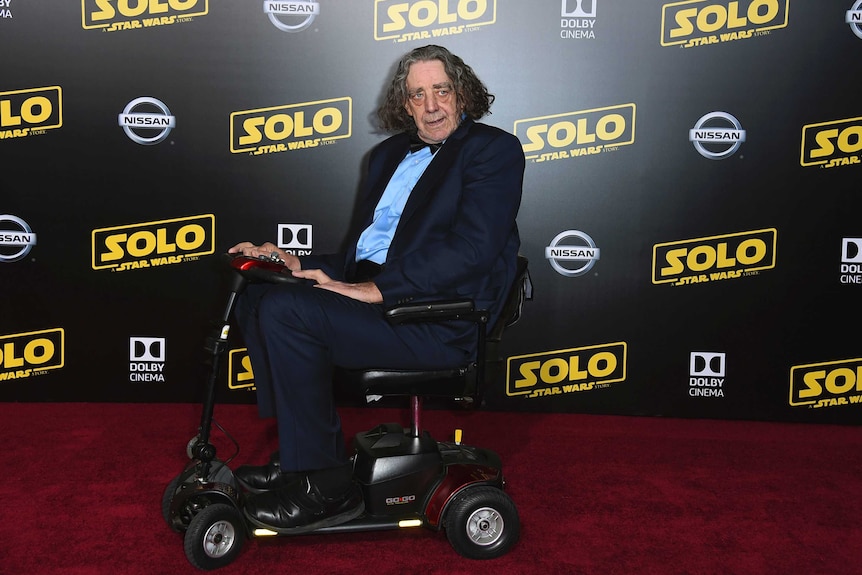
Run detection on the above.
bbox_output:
[355,146,436,264]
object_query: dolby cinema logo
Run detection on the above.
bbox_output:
[689,111,746,160]
[118,97,176,145]
[841,237,862,284]
[264,0,319,32]
[562,0,596,17]
[278,223,312,255]
[689,351,726,398]
[130,336,166,382]
[561,0,597,39]
[545,230,600,277]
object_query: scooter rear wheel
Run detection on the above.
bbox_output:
[161,474,182,528]
[184,503,245,570]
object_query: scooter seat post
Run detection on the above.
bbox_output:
[410,395,422,438]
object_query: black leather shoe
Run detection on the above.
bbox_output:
[243,475,365,534]
[234,460,302,494]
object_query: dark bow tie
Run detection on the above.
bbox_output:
[409,133,441,154]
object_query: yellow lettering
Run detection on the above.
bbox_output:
[799,370,823,399]
[118,0,149,18]
[240,117,264,146]
[92,0,116,20]
[127,230,156,257]
[671,8,696,38]
[662,248,687,276]
[102,234,128,262]
[384,4,408,32]
[313,107,342,135]
[838,126,862,154]
[264,114,294,141]
[588,352,617,378]
[697,5,727,33]
[238,355,254,382]
[736,239,766,266]
[24,339,55,365]
[540,358,568,385]
[515,360,540,389]
[748,0,779,25]
[175,224,205,250]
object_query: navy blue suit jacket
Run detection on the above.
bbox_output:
[301,118,525,349]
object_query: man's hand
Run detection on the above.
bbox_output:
[228,241,300,271]
[293,269,384,304]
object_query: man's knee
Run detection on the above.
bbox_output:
[257,285,323,332]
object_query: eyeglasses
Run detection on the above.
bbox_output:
[407,83,454,106]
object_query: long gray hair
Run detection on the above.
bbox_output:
[376,45,494,133]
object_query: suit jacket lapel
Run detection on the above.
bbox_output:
[349,119,474,269]
[344,133,410,269]
[396,118,472,231]
[362,134,410,223]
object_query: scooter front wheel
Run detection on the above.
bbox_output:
[444,486,520,559]
[184,503,245,570]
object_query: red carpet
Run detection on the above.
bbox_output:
[1,402,860,575]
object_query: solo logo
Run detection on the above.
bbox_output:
[790,357,862,409]
[374,0,496,42]
[0,86,63,140]
[278,224,312,255]
[82,0,209,31]
[514,103,636,163]
[264,0,319,32]
[230,97,352,156]
[228,348,255,390]
[847,0,862,39]
[652,228,777,286]
[661,0,789,48]
[0,328,64,381]
[91,214,215,272]
[0,215,37,263]
[545,230,600,277]
[690,111,746,160]
[130,336,165,382]
[119,97,176,145]
[800,115,862,169]
[507,342,627,399]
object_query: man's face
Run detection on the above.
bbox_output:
[404,59,461,144]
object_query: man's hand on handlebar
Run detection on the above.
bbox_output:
[228,241,383,304]
[228,241,300,271]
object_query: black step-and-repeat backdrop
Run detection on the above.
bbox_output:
[2,1,861,424]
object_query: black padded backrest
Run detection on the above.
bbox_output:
[487,255,531,343]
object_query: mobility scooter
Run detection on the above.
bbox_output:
[161,253,531,570]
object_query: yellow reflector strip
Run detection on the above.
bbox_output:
[253,528,279,537]
[455,429,462,445]
[398,519,423,528]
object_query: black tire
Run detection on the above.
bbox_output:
[183,503,245,570]
[161,474,182,528]
[444,486,520,559]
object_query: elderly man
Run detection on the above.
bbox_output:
[228,44,524,533]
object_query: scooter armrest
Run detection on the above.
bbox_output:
[384,299,479,325]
